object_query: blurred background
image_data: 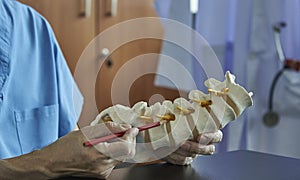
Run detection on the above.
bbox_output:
[19,0,300,159]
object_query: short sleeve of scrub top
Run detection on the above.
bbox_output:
[0,0,84,159]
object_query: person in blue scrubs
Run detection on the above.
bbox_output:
[0,0,222,178]
[0,0,139,178]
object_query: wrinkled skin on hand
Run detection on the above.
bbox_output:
[48,122,139,178]
[162,130,223,165]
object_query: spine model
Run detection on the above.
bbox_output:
[91,71,253,151]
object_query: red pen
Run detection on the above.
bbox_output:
[83,122,161,147]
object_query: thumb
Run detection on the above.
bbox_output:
[94,128,139,161]
[121,127,139,142]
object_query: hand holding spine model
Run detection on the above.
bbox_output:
[91,71,253,157]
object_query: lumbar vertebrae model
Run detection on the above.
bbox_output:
[91,71,253,151]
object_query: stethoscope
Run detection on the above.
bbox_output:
[263,22,300,127]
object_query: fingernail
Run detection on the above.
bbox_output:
[210,145,215,154]
[199,135,210,145]
[132,128,139,135]
[186,157,194,165]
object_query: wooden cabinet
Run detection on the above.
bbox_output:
[19,0,180,127]
[19,0,97,74]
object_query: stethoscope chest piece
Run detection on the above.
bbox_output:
[263,111,279,127]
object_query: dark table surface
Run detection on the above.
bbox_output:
[108,150,300,180]
[58,150,300,180]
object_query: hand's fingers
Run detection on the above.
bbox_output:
[95,141,135,161]
[197,130,223,145]
[180,140,215,155]
[121,127,139,142]
[163,153,194,165]
[105,121,132,134]
[94,128,139,161]
[175,148,196,157]
[175,142,198,157]
[82,122,132,139]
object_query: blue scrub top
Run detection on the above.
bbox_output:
[0,0,83,159]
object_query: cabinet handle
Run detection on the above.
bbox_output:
[79,0,92,18]
[101,48,110,57]
[111,0,118,16]
[100,48,113,68]
[106,0,118,17]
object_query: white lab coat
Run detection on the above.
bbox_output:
[247,0,300,158]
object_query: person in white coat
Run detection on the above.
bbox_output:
[154,0,300,158]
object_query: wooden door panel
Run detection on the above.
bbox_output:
[95,0,181,115]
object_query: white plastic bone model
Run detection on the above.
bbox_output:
[91,71,253,150]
